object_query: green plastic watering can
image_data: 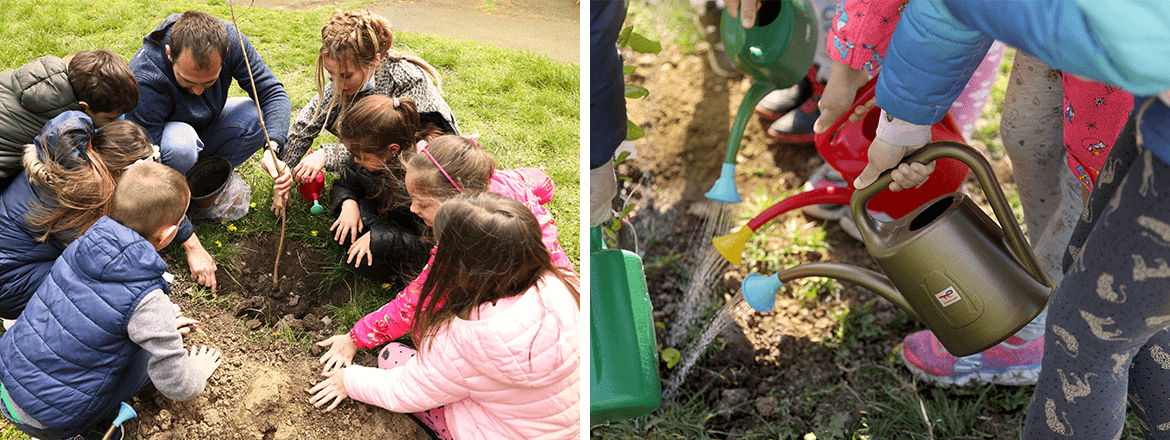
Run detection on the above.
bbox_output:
[589,226,661,422]
[707,0,819,203]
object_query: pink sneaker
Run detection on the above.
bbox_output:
[900,330,1043,387]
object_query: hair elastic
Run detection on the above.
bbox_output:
[416,140,462,193]
[392,97,400,108]
[462,133,480,148]
[124,144,162,171]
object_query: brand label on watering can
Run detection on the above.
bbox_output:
[935,286,961,307]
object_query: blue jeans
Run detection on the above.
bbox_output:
[159,97,267,175]
[0,349,152,439]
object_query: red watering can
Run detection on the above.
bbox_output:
[297,171,327,215]
[714,74,969,264]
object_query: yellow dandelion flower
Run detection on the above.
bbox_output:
[250,202,256,208]
[311,230,318,237]
[382,283,391,289]
[227,224,237,231]
[215,241,222,247]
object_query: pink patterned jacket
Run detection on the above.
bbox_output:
[349,168,573,349]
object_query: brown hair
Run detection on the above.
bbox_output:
[25,120,155,242]
[67,49,139,114]
[170,10,228,69]
[403,135,494,204]
[109,162,189,238]
[412,192,580,351]
[313,10,443,114]
[337,95,441,211]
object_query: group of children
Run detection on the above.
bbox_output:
[0,7,578,440]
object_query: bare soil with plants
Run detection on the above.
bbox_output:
[123,231,431,440]
[591,24,1065,439]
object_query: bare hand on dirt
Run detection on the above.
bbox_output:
[176,316,200,336]
[331,200,363,244]
[183,234,218,294]
[725,0,761,29]
[188,345,223,379]
[308,368,348,412]
[318,334,357,373]
[294,150,327,185]
[261,147,293,216]
[345,232,374,268]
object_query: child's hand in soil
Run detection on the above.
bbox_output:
[308,368,348,412]
[189,345,223,379]
[345,232,374,268]
[331,200,363,244]
[318,335,358,373]
[176,317,200,335]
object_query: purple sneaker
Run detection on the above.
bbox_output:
[900,330,1043,388]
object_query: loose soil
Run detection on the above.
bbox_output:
[124,232,432,440]
[615,39,1022,437]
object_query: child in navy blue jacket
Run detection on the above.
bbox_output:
[0,162,221,440]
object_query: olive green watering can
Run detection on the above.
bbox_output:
[742,142,1054,357]
[706,0,819,203]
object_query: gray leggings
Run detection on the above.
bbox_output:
[1023,103,1170,440]
[1000,52,1084,340]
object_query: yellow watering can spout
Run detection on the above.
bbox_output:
[713,225,753,265]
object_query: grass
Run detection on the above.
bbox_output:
[0,0,578,437]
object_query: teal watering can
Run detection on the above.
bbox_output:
[742,142,1053,357]
[589,226,661,422]
[706,0,819,203]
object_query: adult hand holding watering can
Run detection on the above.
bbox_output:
[852,109,935,191]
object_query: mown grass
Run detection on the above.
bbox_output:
[0,0,578,437]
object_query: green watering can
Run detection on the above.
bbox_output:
[589,226,661,422]
[743,142,1054,357]
[706,0,819,203]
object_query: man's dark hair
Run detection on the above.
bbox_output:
[170,10,229,69]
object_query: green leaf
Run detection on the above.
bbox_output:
[613,150,632,166]
[624,84,649,99]
[661,347,681,369]
[617,25,633,48]
[626,31,663,54]
[623,65,636,75]
[626,119,645,141]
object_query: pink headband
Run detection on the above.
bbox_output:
[415,140,462,193]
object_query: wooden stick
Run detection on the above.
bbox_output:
[227,0,287,289]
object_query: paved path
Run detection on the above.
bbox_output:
[250,0,579,64]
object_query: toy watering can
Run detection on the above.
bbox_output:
[742,141,1053,357]
[100,402,137,440]
[706,0,819,203]
[589,226,661,422]
[714,74,969,264]
[297,171,327,215]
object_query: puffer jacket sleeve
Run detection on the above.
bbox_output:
[343,355,470,414]
[874,0,993,125]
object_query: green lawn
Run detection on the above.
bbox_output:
[0,1,579,436]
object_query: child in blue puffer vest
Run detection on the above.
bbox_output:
[0,162,222,440]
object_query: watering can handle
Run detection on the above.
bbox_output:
[817,74,878,147]
[850,141,1053,289]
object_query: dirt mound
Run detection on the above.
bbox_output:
[122,231,430,440]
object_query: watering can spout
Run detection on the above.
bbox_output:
[706,164,743,204]
[713,226,752,265]
[742,263,914,318]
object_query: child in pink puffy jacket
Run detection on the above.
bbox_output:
[309,191,580,439]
